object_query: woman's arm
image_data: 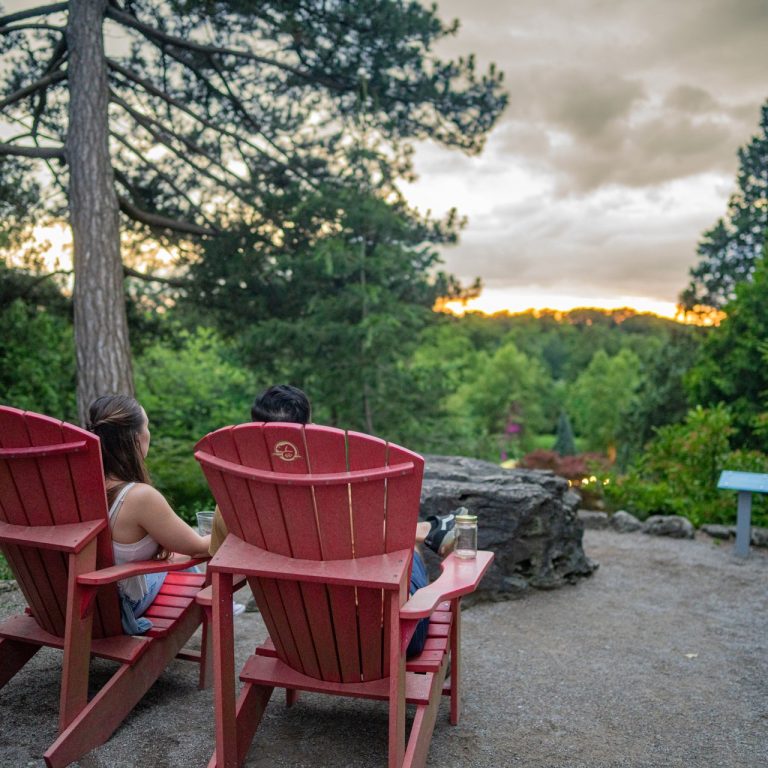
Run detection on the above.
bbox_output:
[121,484,211,557]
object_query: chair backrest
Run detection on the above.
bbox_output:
[0,406,122,638]
[195,422,424,683]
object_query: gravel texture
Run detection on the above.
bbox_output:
[1,529,766,767]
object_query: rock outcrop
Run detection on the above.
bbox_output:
[419,455,597,601]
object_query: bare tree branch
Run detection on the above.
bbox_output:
[0,3,68,26]
[104,5,350,91]
[0,142,65,159]
[117,195,217,237]
[0,69,67,110]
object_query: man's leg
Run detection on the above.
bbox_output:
[406,551,430,657]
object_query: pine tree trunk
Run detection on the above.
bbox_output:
[66,0,133,424]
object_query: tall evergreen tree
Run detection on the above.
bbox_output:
[0,1,507,421]
[553,411,576,456]
[680,101,768,312]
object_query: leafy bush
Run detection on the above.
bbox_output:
[520,449,611,507]
[606,405,768,527]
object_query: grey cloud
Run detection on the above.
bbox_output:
[431,0,767,191]
[436,190,717,299]
[540,72,646,140]
[664,85,719,114]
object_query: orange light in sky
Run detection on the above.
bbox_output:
[438,287,720,326]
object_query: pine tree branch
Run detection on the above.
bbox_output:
[123,265,189,289]
[117,195,217,237]
[0,3,68,26]
[109,91,250,202]
[104,5,350,91]
[110,130,220,232]
[158,46,320,190]
[0,22,65,33]
[31,39,68,139]
[0,142,65,159]
[0,69,67,110]
[108,57,292,178]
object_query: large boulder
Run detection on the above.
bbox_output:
[419,455,598,601]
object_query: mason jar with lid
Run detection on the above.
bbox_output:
[454,512,478,559]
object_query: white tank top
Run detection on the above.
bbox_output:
[108,482,160,601]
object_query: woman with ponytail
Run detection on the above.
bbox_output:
[88,394,210,634]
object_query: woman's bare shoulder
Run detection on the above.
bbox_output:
[123,482,168,506]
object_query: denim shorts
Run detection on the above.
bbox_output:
[119,571,167,635]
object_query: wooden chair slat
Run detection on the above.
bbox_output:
[304,427,361,682]
[384,442,424,554]
[346,431,390,681]
[263,423,330,680]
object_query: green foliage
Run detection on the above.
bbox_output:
[134,328,253,518]
[0,553,12,580]
[0,298,76,420]
[687,255,768,449]
[607,405,768,527]
[681,101,768,310]
[567,348,641,454]
[446,340,551,459]
[617,327,701,465]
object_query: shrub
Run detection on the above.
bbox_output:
[520,449,611,508]
[605,405,768,527]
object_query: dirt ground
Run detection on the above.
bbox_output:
[1,529,766,768]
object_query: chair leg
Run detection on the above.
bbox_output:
[235,683,274,763]
[212,571,238,768]
[0,637,40,688]
[388,595,406,768]
[199,605,213,690]
[286,688,299,707]
[43,606,202,768]
[450,598,461,725]
[59,543,97,731]
[403,656,449,768]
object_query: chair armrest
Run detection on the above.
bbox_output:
[0,519,106,554]
[400,550,495,619]
[77,554,209,586]
[209,534,412,590]
[196,573,248,607]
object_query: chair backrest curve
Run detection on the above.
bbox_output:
[0,406,122,638]
[195,422,425,683]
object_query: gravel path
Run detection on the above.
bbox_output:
[1,529,766,767]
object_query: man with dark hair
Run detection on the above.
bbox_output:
[250,384,311,424]
[208,384,455,655]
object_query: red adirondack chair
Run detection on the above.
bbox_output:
[195,422,494,768]
[0,406,211,768]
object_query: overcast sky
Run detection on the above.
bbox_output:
[2,1,766,316]
[404,0,768,315]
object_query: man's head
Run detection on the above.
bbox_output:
[251,384,311,424]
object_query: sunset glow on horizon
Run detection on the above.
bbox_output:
[440,287,682,320]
